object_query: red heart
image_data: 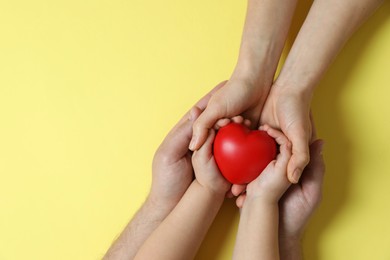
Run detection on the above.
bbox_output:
[213,123,277,184]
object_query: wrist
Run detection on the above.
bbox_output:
[193,180,227,201]
[231,59,275,90]
[232,40,278,89]
[244,194,279,209]
[273,64,317,97]
[145,194,177,220]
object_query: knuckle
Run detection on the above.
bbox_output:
[155,151,171,166]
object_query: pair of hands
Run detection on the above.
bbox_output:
[151,81,324,244]
[190,78,312,184]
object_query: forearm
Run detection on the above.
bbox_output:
[276,0,384,93]
[104,197,171,260]
[279,237,302,260]
[233,0,298,86]
[233,198,280,260]
[134,180,225,260]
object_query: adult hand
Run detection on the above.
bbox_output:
[104,82,227,260]
[277,138,324,260]
[149,81,227,211]
[278,139,324,240]
[261,85,313,183]
[190,78,270,151]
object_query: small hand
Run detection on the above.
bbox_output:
[192,129,231,196]
[149,81,227,210]
[233,118,325,245]
[233,125,292,205]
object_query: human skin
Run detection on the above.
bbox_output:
[133,128,231,260]
[261,0,384,183]
[233,140,325,260]
[103,81,227,260]
[278,140,325,260]
[233,119,325,260]
[190,0,298,149]
[191,0,384,185]
[233,125,292,260]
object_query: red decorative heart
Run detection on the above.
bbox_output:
[213,123,277,184]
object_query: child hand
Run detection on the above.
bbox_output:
[192,129,231,196]
[235,124,292,206]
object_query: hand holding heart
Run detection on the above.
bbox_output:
[192,129,232,196]
[212,119,292,205]
[213,122,277,184]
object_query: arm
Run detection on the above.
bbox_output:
[233,0,298,84]
[233,125,292,260]
[103,198,171,260]
[233,120,325,260]
[134,129,231,260]
[278,139,325,260]
[279,239,302,260]
[134,180,225,260]
[261,0,383,183]
[191,0,298,150]
[103,82,226,260]
[235,200,280,259]
[276,0,384,93]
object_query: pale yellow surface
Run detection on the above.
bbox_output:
[1,0,390,259]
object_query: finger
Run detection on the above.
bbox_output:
[263,125,289,147]
[196,129,216,160]
[276,140,292,167]
[244,119,251,127]
[177,81,227,126]
[287,132,310,184]
[236,194,246,208]
[190,81,230,151]
[214,118,231,130]
[231,184,247,196]
[157,81,227,163]
[157,106,202,163]
[225,190,234,199]
[190,101,226,151]
[194,80,227,111]
[231,116,244,124]
[300,139,325,207]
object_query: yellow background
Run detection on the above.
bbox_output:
[1,0,390,259]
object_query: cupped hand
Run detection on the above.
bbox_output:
[261,85,313,183]
[190,78,270,151]
[233,116,325,244]
[233,125,292,205]
[192,129,231,196]
[149,81,227,210]
[278,139,325,241]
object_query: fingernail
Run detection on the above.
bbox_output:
[291,169,302,183]
[189,135,197,150]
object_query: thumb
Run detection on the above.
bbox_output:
[189,101,225,151]
[287,133,310,184]
[158,106,202,163]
